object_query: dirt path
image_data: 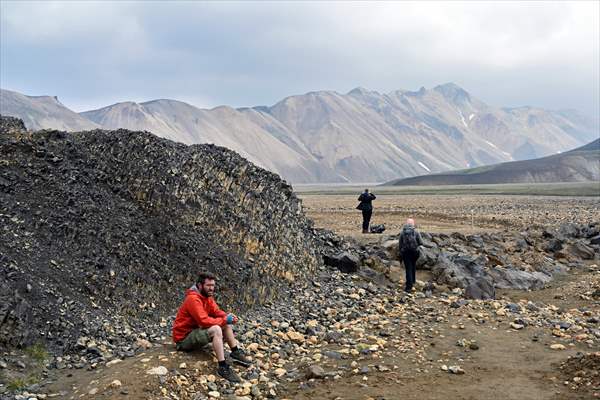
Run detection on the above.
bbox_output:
[40,269,598,400]
[282,269,598,400]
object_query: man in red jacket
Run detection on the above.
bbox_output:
[172,271,251,382]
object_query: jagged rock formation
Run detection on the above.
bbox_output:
[384,139,600,186]
[0,116,321,354]
[2,84,597,183]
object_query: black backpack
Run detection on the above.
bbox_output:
[400,228,419,252]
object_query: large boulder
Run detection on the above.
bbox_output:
[382,239,399,260]
[487,266,552,290]
[466,235,485,249]
[416,246,440,270]
[544,238,564,253]
[465,279,496,300]
[558,223,582,239]
[569,241,596,260]
[323,252,360,273]
[582,223,599,239]
[431,254,495,299]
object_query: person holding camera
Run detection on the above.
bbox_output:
[356,188,376,233]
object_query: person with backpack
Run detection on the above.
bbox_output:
[356,188,376,233]
[172,271,251,382]
[398,218,423,293]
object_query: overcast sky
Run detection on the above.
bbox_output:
[1,1,598,117]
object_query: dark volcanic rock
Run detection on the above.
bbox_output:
[323,252,360,273]
[569,242,596,260]
[416,246,440,270]
[487,266,552,290]
[544,238,564,253]
[558,223,582,239]
[431,255,495,299]
[0,116,321,353]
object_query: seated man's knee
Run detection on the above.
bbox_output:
[208,325,222,338]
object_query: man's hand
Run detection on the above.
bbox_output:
[226,313,238,325]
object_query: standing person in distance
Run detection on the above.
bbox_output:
[172,271,251,383]
[398,218,423,293]
[357,188,376,233]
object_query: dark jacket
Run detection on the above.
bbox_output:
[398,225,423,254]
[357,192,376,211]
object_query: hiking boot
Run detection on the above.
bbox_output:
[230,348,252,367]
[217,363,241,383]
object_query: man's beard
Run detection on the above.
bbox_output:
[200,287,213,297]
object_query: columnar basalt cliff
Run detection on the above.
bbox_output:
[0,116,321,354]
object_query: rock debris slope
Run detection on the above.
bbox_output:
[0,116,321,354]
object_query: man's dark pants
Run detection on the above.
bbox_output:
[362,209,372,232]
[402,249,419,291]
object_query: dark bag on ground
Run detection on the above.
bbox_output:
[370,224,385,234]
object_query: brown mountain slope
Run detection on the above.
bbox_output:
[2,84,598,183]
[384,139,600,186]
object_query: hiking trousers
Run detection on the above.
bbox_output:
[402,249,419,291]
[362,209,372,232]
[175,328,211,351]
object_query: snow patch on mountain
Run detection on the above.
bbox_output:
[458,109,468,128]
[418,161,431,172]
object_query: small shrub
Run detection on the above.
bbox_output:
[7,375,39,392]
[25,343,48,364]
[7,377,27,391]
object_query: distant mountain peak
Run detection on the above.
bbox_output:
[3,86,597,184]
[140,98,190,107]
[433,82,471,103]
[347,87,376,96]
[29,94,61,103]
[105,101,140,109]
[434,82,464,90]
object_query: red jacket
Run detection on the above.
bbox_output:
[172,285,227,343]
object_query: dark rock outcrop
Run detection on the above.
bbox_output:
[431,255,496,300]
[324,252,360,273]
[0,116,321,353]
[487,266,553,290]
[569,242,596,260]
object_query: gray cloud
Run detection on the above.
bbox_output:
[1,1,598,117]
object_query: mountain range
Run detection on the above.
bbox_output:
[384,139,600,186]
[1,84,598,183]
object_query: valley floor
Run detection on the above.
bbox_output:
[9,193,600,400]
[39,265,600,400]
